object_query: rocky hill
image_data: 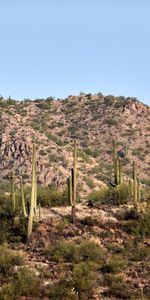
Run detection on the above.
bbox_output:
[0,93,150,195]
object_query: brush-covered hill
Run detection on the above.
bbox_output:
[0,93,150,195]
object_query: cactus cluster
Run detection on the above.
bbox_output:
[7,137,143,241]
[9,143,38,241]
[112,140,141,210]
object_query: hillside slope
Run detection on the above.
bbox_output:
[0,93,150,195]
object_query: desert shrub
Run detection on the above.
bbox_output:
[116,208,140,221]
[106,243,123,254]
[101,255,128,274]
[0,268,41,299]
[123,239,150,263]
[80,216,98,227]
[0,244,23,279]
[131,246,150,261]
[135,210,150,238]
[88,183,130,205]
[103,274,132,299]
[0,195,28,243]
[88,187,111,203]
[39,149,47,156]
[72,262,97,298]
[104,95,115,106]
[45,240,105,264]
[46,241,102,299]
[36,97,53,109]
[47,280,77,300]
[106,118,118,126]
[123,209,150,239]
[86,179,95,188]
[55,218,70,235]
[37,187,68,207]
[46,132,64,146]
[110,184,130,205]
[47,267,98,300]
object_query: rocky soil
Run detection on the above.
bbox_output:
[12,203,150,300]
[0,94,150,196]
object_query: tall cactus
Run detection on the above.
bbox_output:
[68,175,73,206]
[133,161,138,209]
[34,161,37,214]
[70,139,77,224]
[129,179,133,197]
[73,139,77,207]
[20,176,27,218]
[71,168,76,224]
[27,143,37,241]
[113,140,119,185]
[10,171,16,210]
[118,158,122,185]
[137,177,140,203]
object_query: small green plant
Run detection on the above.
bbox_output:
[103,274,132,299]
[0,244,23,279]
[88,183,130,205]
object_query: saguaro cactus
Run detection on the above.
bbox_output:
[70,139,77,224]
[34,161,37,213]
[129,179,133,197]
[113,140,119,185]
[38,203,41,220]
[27,143,37,241]
[137,177,140,203]
[68,175,73,206]
[10,171,16,210]
[133,161,138,209]
[73,139,77,206]
[20,176,27,218]
[118,158,122,185]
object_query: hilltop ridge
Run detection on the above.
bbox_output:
[0,93,150,194]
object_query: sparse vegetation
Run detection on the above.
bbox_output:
[0,93,150,299]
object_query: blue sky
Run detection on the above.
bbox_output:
[0,0,150,105]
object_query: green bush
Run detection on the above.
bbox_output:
[0,244,23,279]
[0,195,28,243]
[88,187,111,203]
[123,209,150,239]
[47,262,98,299]
[111,184,131,205]
[103,274,132,299]
[80,216,98,227]
[37,187,68,207]
[116,208,140,221]
[47,280,77,300]
[0,268,41,300]
[72,261,97,298]
[101,255,128,274]
[45,240,105,264]
[88,183,131,205]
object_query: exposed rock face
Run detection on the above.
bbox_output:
[0,94,150,194]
